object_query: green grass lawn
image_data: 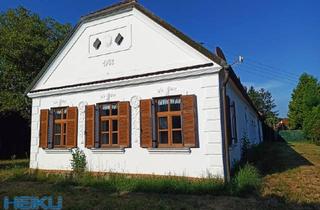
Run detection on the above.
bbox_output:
[0,141,319,209]
[260,141,320,205]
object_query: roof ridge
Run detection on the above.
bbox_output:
[80,0,136,21]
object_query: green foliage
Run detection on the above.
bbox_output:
[303,105,320,145]
[232,164,261,195]
[247,86,278,127]
[71,148,87,176]
[288,73,320,144]
[0,7,71,120]
[241,133,251,162]
[288,73,320,129]
[1,159,266,197]
[279,130,305,142]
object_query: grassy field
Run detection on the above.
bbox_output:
[0,141,319,209]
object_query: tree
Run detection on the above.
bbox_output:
[303,105,320,144]
[288,73,320,129]
[247,86,278,127]
[0,7,71,120]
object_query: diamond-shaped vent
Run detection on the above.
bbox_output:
[115,33,124,45]
[93,38,101,50]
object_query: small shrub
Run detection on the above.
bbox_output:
[241,134,251,162]
[70,148,87,177]
[232,164,261,195]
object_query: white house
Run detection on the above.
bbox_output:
[26,0,263,180]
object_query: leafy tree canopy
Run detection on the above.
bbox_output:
[303,105,320,144]
[247,86,278,127]
[288,73,320,129]
[0,7,71,120]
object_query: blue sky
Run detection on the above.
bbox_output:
[1,0,320,117]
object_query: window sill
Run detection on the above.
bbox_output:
[43,149,71,154]
[90,148,125,154]
[148,148,191,154]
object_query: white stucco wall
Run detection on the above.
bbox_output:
[27,2,267,178]
[226,81,263,166]
[29,71,225,178]
[32,8,213,91]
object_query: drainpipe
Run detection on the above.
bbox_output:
[221,65,231,182]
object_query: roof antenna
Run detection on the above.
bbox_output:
[231,55,244,66]
[215,47,244,67]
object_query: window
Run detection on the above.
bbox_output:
[39,107,78,149]
[155,96,183,147]
[93,38,102,50]
[52,107,67,148]
[99,103,119,147]
[230,101,238,144]
[115,33,124,45]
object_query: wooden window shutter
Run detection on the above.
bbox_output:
[232,101,238,144]
[85,105,95,148]
[140,99,153,148]
[47,110,54,149]
[39,109,49,148]
[118,101,131,147]
[66,107,78,148]
[181,95,198,147]
[226,96,232,147]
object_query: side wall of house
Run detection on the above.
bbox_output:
[29,72,225,178]
[226,81,263,166]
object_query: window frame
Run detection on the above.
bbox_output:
[52,107,68,148]
[98,102,120,148]
[230,101,238,144]
[154,96,183,148]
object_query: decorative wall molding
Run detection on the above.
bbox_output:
[78,101,88,144]
[28,66,221,98]
[52,99,68,107]
[157,86,176,96]
[100,93,116,102]
[130,95,141,143]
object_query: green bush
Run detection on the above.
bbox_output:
[241,133,251,162]
[70,148,87,176]
[303,105,320,145]
[279,130,305,142]
[232,164,261,195]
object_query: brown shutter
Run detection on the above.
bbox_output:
[118,102,131,147]
[39,109,49,148]
[85,105,95,148]
[226,96,232,147]
[140,99,153,148]
[182,95,198,147]
[66,107,78,148]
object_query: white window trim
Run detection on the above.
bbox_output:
[90,148,125,154]
[43,149,71,154]
[148,148,191,154]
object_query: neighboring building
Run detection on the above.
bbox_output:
[26,0,263,180]
[276,118,289,130]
